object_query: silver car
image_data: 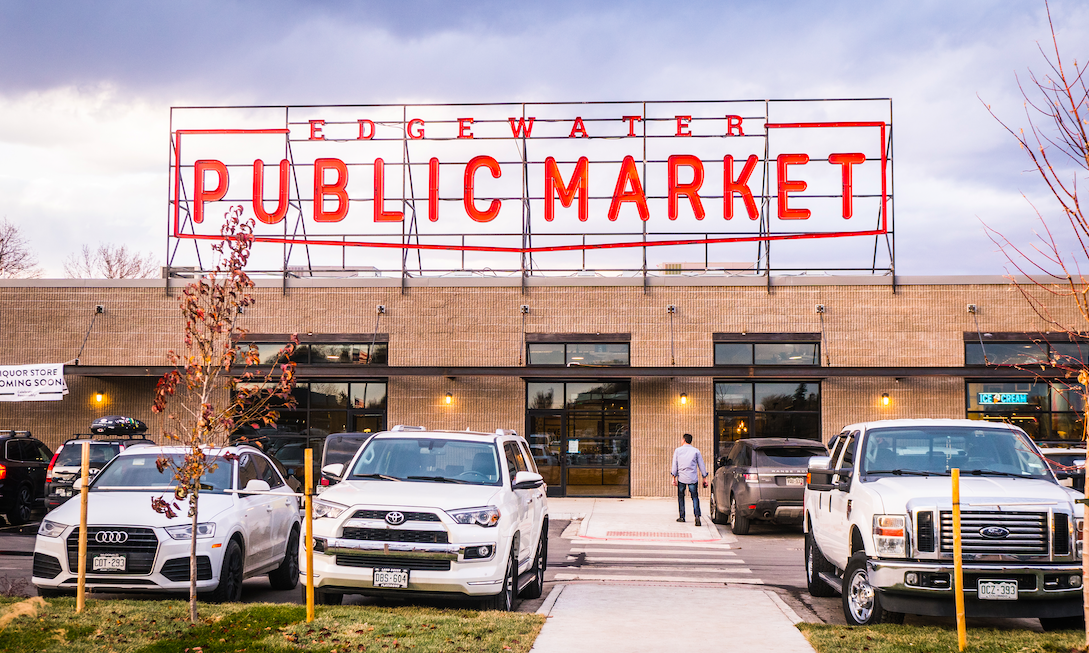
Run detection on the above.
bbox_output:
[709,438,826,534]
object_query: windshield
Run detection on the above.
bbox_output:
[56,443,121,467]
[91,454,233,493]
[349,438,501,485]
[325,435,372,466]
[754,446,826,467]
[861,426,1052,480]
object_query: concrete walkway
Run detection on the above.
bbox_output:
[531,498,817,653]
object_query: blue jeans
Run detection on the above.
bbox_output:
[677,482,701,520]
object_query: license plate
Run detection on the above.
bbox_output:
[373,568,409,589]
[785,476,805,486]
[316,485,327,494]
[978,579,1018,600]
[92,554,126,572]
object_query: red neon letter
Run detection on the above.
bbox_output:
[309,120,325,140]
[544,156,589,222]
[313,158,349,222]
[373,158,403,222]
[464,155,501,222]
[407,119,425,139]
[726,115,744,136]
[828,152,866,218]
[724,154,759,220]
[428,158,440,222]
[509,117,535,137]
[357,119,375,140]
[193,159,228,224]
[252,159,289,224]
[608,155,650,222]
[675,115,692,137]
[667,155,705,220]
[457,118,474,139]
[569,117,588,138]
[777,154,811,220]
[623,115,641,137]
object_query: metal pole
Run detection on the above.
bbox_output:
[305,448,315,622]
[76,441,90,612]
[1083,496,1088,649]
[952,468,967,651]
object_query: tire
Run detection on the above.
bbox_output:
[6,483,33,526]
[709,489,727,525]
[315,588,343,605]
[1040,616,1085,631]
[209,539,244,603]
[841,552,903,625]
[480,547,517,611]
[519,531,547,599]
[267,527,300,591]
[730,495,751,535]
[804,531,836,597]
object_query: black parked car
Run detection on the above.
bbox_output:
[231,429,325,490]
[0,430,52,525]
[318,432,377,491]
[45,435,155,511]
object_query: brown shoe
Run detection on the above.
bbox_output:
[676,517,685,522]
[695,517,702,526]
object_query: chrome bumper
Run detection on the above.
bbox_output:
[868,558,1083,599]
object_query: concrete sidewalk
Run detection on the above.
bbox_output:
[531,498,816,653]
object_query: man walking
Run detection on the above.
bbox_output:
[671,433,708,525]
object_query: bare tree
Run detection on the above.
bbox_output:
[0,219,41,278]
[64,243,158,278]
[151,206,297,623]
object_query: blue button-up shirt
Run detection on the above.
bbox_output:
[671,443,707,484]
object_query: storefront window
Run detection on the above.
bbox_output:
[233,380,387,439]
[965,339,1088,367]
[714,341,820,366]
[966,381,1083,441]
[527,342,630,366]
[242,340,387,365]
[714,381,821,468]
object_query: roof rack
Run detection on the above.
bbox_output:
[391,425,426,432]
[495,429,518,437]
[0,430,32,438]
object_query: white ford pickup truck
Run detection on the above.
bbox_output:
[804,419,1084,630]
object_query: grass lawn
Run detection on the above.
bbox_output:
[0,596,545,653]
[798,623,1087,653]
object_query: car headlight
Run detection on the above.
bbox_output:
[164,523,216,540]
[313,499,348,520]
[448,506,501,527]
[38,519,67,538]
[873,514,907,557]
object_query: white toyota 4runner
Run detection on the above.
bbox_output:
[805,419,1084,630]
[305,426,548,610]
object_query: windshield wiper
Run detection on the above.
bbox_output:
[964,469,1031,479]
[407,475,468,484]
[351,473,401,481]
[867,469,949,476]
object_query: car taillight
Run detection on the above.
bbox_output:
[320,477,330,486]
[46,446,63,480]
[742,473,758,483]
[0,463,6,480]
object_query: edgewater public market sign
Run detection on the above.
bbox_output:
[0,364,69,402]
[168,100,893,270]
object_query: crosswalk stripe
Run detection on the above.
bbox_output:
[553,573,764,584]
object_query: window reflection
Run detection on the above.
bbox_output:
[527,344,565,365]
[527,383,562,409]
[714,343,752,365]
[527,342,630,366]
[714,382,821,451]
[966,342,1049,366]
[349,382,387,409]
[754,343,819,365]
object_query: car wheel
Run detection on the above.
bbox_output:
[730,495,750,535]
[267,527,300,591]
[315,588,343,605]
[209,539,244,603]
[1040,616,1085,631]
[804,531,836,597]
[6,484,33,526]
[480,547,517,611]
[709,489,727,525]
[841,552,903,625]
[519,531,547,599]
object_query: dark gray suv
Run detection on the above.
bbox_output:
[709,438,825,534]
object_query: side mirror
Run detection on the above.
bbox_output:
[717,457,728,468]
[73,477,84,491]
[806,456,834,491]
[322,463,345,479]
[808,456,831,471]
[243,479,271,494]
[512,471,544,490]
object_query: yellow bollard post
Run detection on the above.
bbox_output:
[952,468,966,652]
[76,441,90,613]
[305,448,314,623]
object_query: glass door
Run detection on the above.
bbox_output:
[528,412,564,497]
[350,412,385,433]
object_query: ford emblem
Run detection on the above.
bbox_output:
[385,511,406,526]
[979,526,1010,539]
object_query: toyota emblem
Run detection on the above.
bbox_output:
[979,526,1010,539]
[385,511,406,526]
[94,530,129,544]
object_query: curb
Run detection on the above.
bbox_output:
[766,589,804,624]
[536,584,565,616]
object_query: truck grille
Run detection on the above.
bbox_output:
[940,511,1047,555]
[351,510,441,522]
[341,528,449,544]
[916,511,935,553]
[335,554,451,571]
[66,527,159,574]
[1054,513,1071,556]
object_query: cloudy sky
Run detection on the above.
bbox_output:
[0,0,1086,277]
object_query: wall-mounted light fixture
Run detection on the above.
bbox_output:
[679,393,687,405]
[95,391,104,403]
[445,392,453,405]
[881,392,890,407]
